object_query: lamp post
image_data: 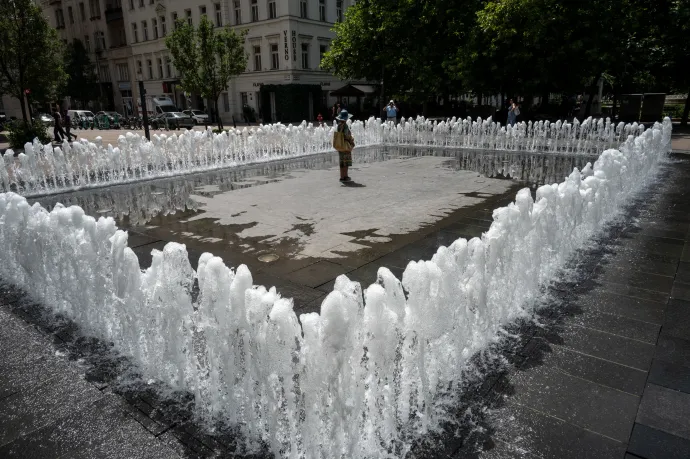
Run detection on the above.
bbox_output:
[137,71,150,140]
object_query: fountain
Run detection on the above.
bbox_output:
[0,118,672,458]
[1,116,644,198]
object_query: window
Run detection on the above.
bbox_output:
[200,5,206,17]
[268,0,276,19]
[79,2,86,20]
[55,9,65,28]
[336,0,342,22]
[270,43,279,69]
[152,18,158,39]
[185,9,192,26]
[300,0,307,19]
[172,12,178,29]
[214,3,222,26]
[100,65,111,82]
[251,0,258,21]
[165,57,171,77]
[222,93,230,112]
[234,0,241,24]
[137,60,143,77]
[89,0,101,18]
[253,45,261,71]
[129,0,133,9]
[118,27,127,47]
[160,16,166,36]
[142,20,148,41]
[147,59,153,79]
[131,22,138,43]
[117,63,129,81]
[149,0,154,4]
[319,44,327,67]
[84,35,91,52]
[139,0,143,7]
[241,92,248,106]
[68,6,74,24]
[157,58,163,78]
[319,0,325,21]
[301,43,309,69]
[96,31,106,50]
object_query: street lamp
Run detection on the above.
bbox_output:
[137,71,150,140]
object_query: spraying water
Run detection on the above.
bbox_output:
[1,117,642,197]
[0,118,672,458]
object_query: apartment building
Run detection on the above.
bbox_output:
[17,0,362,123]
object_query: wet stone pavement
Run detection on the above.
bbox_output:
[0,144,688,458]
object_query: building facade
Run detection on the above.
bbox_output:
[15,0,361,123]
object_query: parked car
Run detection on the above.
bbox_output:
[182,109,209,125]
[34,113,55,126]
[96,111,123,128]
[151,112,194,130]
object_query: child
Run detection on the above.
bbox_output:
[333,110,355,182]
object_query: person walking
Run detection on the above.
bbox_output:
[507,99,519,126]
[52,106,63,142]
[63,110,76,141]
[333,109,355,182]
[383,100,398,123]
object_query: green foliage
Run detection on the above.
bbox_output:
[60,39,99,107]
[663,104,685,119]
[0,0,67,121]
[322,0,472,107]
[166,16,247,129]
[7,119,50,149]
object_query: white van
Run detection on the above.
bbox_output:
[67,110,95,123]
[151,96,178,115]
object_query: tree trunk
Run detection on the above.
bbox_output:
[380,64,385,117]
[681,90,690,127]
[612,86,618,121]
[19,91,28,123]
[584,73,602,118]
[216,98,223,130]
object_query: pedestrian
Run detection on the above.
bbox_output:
[332,103,339,119]
[383,100,398,123]
[63,110,76,141]
[52,106,63,142]
[317,113,323,126]
[507,99,519,126]
[333,109,355,183]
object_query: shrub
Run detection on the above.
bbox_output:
[662,104,684,120]
[7,119,51,149]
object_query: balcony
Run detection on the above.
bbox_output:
[105,7,123,23]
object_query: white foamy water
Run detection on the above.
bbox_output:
[0,118,671,458]
[1,116,643,197]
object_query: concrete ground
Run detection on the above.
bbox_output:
[1,141,689,458]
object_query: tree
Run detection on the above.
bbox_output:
[61,39,99,108]
[0,0,67,122]
[166,15,247,130]
[322,0,471,114]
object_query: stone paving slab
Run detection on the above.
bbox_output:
[477,154,690,458]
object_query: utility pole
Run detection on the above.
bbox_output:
[138,79,150,140]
